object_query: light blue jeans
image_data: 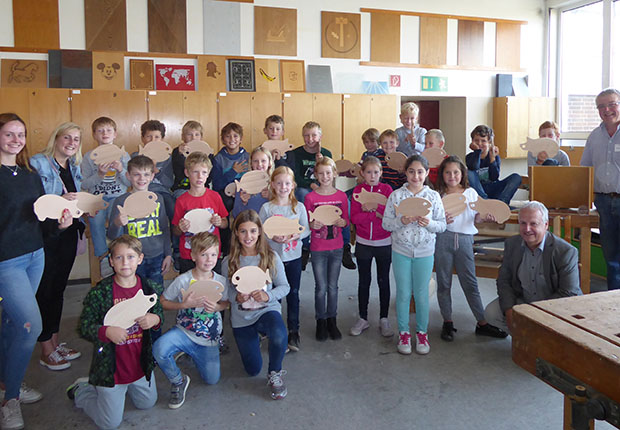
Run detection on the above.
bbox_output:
[89,196,115,257]
[153,327,220,385]
[0,248,44,400]
[311,248,344,319]
[392,252,434,333]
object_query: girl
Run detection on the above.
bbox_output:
[30,122,84,370]
[259,166,310,351]
[304,157,349,341]
[232,146,274,219]
[382,154,446,355]
[349,156,394,337]
[434,156,508,341]
[222,210,290,400]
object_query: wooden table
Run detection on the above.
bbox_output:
[512,291,620,429]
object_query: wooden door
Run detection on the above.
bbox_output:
[182,92,219,149]
[147,91,184,148]
[217,92,251,152]
[282,93,313,149]
[312,93,342,159]
[417,100,440,131]
[250,92,282,150]
[342,94,370,162]
[29,89,71,154]
[370,94,398,133]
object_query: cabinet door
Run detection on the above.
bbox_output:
[147,91,184,147]
[528,97,555,139]
[182,92,218,149]
[312,93,342,159]
[493,97,528,159]
[370,94,398,132]
[217,92,251,152]
[282,93,313,149]
[250,92,282,150]
[342,94,370,161]
[29,89,71,154]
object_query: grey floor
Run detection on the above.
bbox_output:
[20,262,613,430]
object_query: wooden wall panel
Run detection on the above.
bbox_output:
[370,13,400,63]
[28,89,71,154]
[496,22,521,70]
[148,92,184,147]
[419,16,447,65]
[321,12,361,59]
[85,0,127,51]
[13,0,59,49]
[217,93,252,152]
[255,59,280,93]
[1,59,47,88]
[148,0,187,54]
[182,92,219,150]
[71,90,147,154]
[0,88,30,149]
[342,95,370,161]
[197,56,227,93]
[457,20,484,67]
[282,93,313,148]
[250,93,282,149]
[312,94,342,159]
[370,94,399,133]
[92,52,124,90]
[254,6,297,56]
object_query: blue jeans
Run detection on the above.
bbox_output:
[311,248,343,319]
[89,196,115,257]
[283,257,302,332]
[232,311,287,376]
[594,193,620,290]
[392,252,433,333]
[467,171,522,205]
[136,254,164,288]
[0,248,44,400]
[153,327,220,385]
[295,187,312,249]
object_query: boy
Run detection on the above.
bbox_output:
[67,235,163,430]
[377,129,407,190]
[395,102,427,156]
[171,120,213,198]
[360,128,383,161]
[465,125,521,205]
[425,129,448,187]
[107,155,172,287]
[153,232,229,409]
[528,121,570,167]
[264,115,286,163]
[172,152,228,274]
[82,116,131,277]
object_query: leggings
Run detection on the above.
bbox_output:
[392,252,433,333]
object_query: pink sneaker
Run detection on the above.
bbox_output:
[416,332,430,355]
[397,332,412,355]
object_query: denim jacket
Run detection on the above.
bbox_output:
[30,153,82,195]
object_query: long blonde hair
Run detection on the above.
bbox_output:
[269,166,298,214]
[251,146,274,176]
[42,122,83,165]
[227,210,277,280]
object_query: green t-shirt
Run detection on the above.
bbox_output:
[291,146,333,189]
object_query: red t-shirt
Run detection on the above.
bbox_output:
[111,279,144,385]
[172,189,228,260]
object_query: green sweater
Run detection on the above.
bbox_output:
[78,276,163,388]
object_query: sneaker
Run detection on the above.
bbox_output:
[66,377,89,401]
[168,374,190,409]
[39,350,70,371]
[267,370,287,400]
[349,318,370,336]
[288,331,300,352]
[99,257,113,278]
[342,244,356,270]
[326,317,342,340]
[397,332,412,355]
[56,343,81,361]
[219,336,230,355]
[315,319,328,342]
[379,318,394,337]
[415,332,430,355]
[440,322,457,342]
[0,384,42,405]
[475,323,508,338]
[1,399,23,430]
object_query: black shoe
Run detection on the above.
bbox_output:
[326,317,342,340]
[316,319,328,342]
[219,335,230,354]
[475,323,508,338]
[440,321,457,342]
[288,331,300,352]
[342,244,356,270]
[302,249,310,271]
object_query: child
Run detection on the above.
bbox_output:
[221,210,290,400]
[264,115,285,141]
[81,116,130,277]
[172,120,210,199]
[172,152,228,274]
[349,156,394,337]
[107,155,172,287]
[68,235,163,430]
[465,125,521,205]
[395,102,427,156]
[259,166,310,351]
[382,155,446,355]
[153,232,229,409]
[360,128,383,161]
[377,129,406,190]
[434,156,508,341]
[140,120,174,221]
[231,146,273,219]
[425,129,448,187]
[528,121,570,167]
[304,157,349,341]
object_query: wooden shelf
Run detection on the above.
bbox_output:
[359,61,526,73]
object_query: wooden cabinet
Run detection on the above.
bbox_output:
[217,92,251,152]
[250,92,282,150]
[282,93,313,149]
[147,91,185,147]
[182,92,218,149]
[312,93,342,159]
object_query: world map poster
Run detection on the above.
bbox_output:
[155,64,196,90]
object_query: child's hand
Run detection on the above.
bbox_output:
[97,163,111,177]
[178,143,189,154]
[161,255,172,274]
[58,209,73,229]
[115,213,129,227]
[309,219,324,230]
[484,213,497,223]
[401,215,415,225]
[239,190,251,204]
[211,214,222,227]
[260,188,270,199]
[536,151,549,165]
[232,160,249,174]
[445,212,454,224]
[469,141,480,151]
[62,192,78,201]
[236,292,250,304]
[415,216,430,227]
[110,160,123,172]
[334,218,346,228]
[315,152,323,162]
[272,235,287,243]
[288,233,300,242]
[492,145,499,157]
[178,218,191,233]
[135,313,160,330]
[203,298,217,313]
[361,202,378,212]
[183,291,207,308]
[272,150,282,161]
[250,290,269,303]
[106,326,128,344]
[310,183,319,191]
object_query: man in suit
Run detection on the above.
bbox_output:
[484,201,582,333]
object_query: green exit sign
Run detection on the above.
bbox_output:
[421,76,448,92]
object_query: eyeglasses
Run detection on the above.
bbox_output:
[596,101,620,110]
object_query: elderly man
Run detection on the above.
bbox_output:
[484,201,582,333]
[581,88,620,290]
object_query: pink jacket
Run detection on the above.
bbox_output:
[350,183,392,242]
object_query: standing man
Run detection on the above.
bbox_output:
[581,88,620,290]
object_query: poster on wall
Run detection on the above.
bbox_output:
[227,59,255,92]
[155,64,195,91]
[321,11,361,59]
[129,59,154,90]
[280,60,305,92]
[92,52,124,90]
[254,58,279,93]
[1,59,47,88]
[197,55,226,92]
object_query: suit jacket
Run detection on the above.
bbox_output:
[497,231,581,313]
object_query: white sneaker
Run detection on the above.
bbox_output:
[1,398,24,430]
[0,384,42,405]
[415,332,430,355]
[349,318,370,336]
[397,331,412,355]
[379,318,394,337]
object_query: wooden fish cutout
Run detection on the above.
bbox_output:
[386,152,407,172]
[394,197,432,217]
[138,141,172,163]
[232,266,272,295]
[224,182,237,197]
[349,164,363,181]
[182,140,215,157]
[184,208,213,234]
[75,192,109,216]
[182,279,225,303]
[103,289,158,329]
[262,139,293,154]
[468,198,511,223]
[90,144,126,165]
[234,170,270,195]
[519,137,559,158]
[308,205,342,226]
[263,216,305,239]
[421,147,448,168]
[353,188,388,206]
[441,193,467,217]
[117,191,158,219]
[335,159,355,175]
[33,194,83,221]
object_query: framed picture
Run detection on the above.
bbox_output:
[254,6,297,56]
[280,59,305,92]
[321,11,361,59]
[129,59,154,90]
[155,64,195,90]
[227,59,255,92]
[1,59,47,88]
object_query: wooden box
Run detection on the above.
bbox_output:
[529,165,594,209]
